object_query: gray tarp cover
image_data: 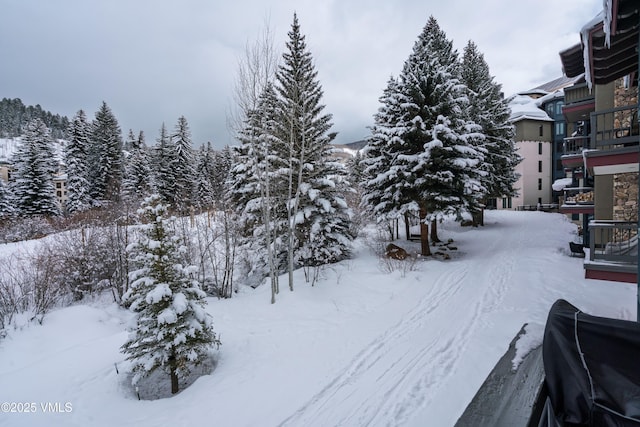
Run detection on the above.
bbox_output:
[543,299,640,426]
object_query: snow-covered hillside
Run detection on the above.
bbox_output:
[0,137,65,163]
[0,210,634,427]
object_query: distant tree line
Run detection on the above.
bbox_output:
[0,102,234,219]
[0,98,70,140]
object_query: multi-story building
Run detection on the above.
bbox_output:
[558,0,639,283]
[508,96,553,210]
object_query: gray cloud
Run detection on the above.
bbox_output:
[0,0,603,148]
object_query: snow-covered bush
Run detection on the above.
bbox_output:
[121,195,221,395]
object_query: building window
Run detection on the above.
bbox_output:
[546,103,554,115]
[502,198,507,209]
[56,191,62,198]
[539,125,544,136]
[555,122,565,136]
[507,197,512,209]
[555,101,564,115]
[538,197,543,205]
[538,178,542,190]
[56,182,62,189]
[538,142,542,155]
[538,160,543,173]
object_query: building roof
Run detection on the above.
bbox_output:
[530,75,584,93]
[559,0,639,87]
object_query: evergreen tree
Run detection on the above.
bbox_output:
[88,102,124,203]
[362,76,406,226]
[275,13,352,284]
[65,110,93,213]
[171,116,196,212]
[123,130,153,202]
[152,123,177,206]
[194,142,215,209]
[11,118,60,216]
[461,40,520,200]
[0,177,15,219]
[209,146,233,206]
[362,16,484,255]
[121,195,220,394]
[228,83,289,294]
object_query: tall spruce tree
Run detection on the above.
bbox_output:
[88,102,124,203]
[65,110,93,213]
[275,13,352,287]
[228,83,289,297]
[194,143,215,210]
[363,16,485,255]
[362,76,406,228]
[171,116,196,212]
[11,119,60,216]
[0,177,15,219]
[152,123,177,206]
[461,40,520,201]
[121,195,220,395]
[122,130,153,202]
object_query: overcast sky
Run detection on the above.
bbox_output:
[1,0,603,149]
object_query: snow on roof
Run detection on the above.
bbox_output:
[581,10,606,90]
[552,177,573,191]
[508,94,554,123]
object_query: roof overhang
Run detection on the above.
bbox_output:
[559,0,639,87]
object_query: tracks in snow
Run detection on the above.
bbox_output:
[278,221,525,427]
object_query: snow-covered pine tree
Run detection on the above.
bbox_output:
[121,194,220,395]
[211,146,233,206]
[365,16,485,255]
[152,123,177,207]
[65,110,93,214]
[275,13,352,287]
[0,177,15,219]
[194,143,215,210]
[11,118,60,216]
[122,130,153,202]
[88,102,124,203]
[171,116,196,212]
[228,83,289,299]
[362,76,407,237]
[461,40,520,202]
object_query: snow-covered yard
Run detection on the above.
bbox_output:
[0,210,635,427]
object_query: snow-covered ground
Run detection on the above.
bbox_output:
[0,210,635,427]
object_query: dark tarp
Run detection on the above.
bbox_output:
[543,299,640,426]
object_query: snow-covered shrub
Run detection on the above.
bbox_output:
[0,216,54,243]
[121,195,221,395]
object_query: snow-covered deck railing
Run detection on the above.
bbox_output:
[590,105,639,150]
[589,220,638,264]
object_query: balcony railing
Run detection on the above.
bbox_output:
[589,220,638,264]
[590,105,638,150]
[563,135,590,155]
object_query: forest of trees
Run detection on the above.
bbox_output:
[0,13,520,396]
[0,98,70,139]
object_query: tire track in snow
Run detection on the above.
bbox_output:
[277,265,470,427]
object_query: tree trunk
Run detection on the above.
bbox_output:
[419,204,431,256]
[430,219,441,243]
[169,354,179,394]
[404,213,410,240]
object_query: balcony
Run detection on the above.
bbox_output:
[559,187,594,214]
[562,82,595,123]
[561,135,589,168]
[585,105,639,175]
[585,220,637,283]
